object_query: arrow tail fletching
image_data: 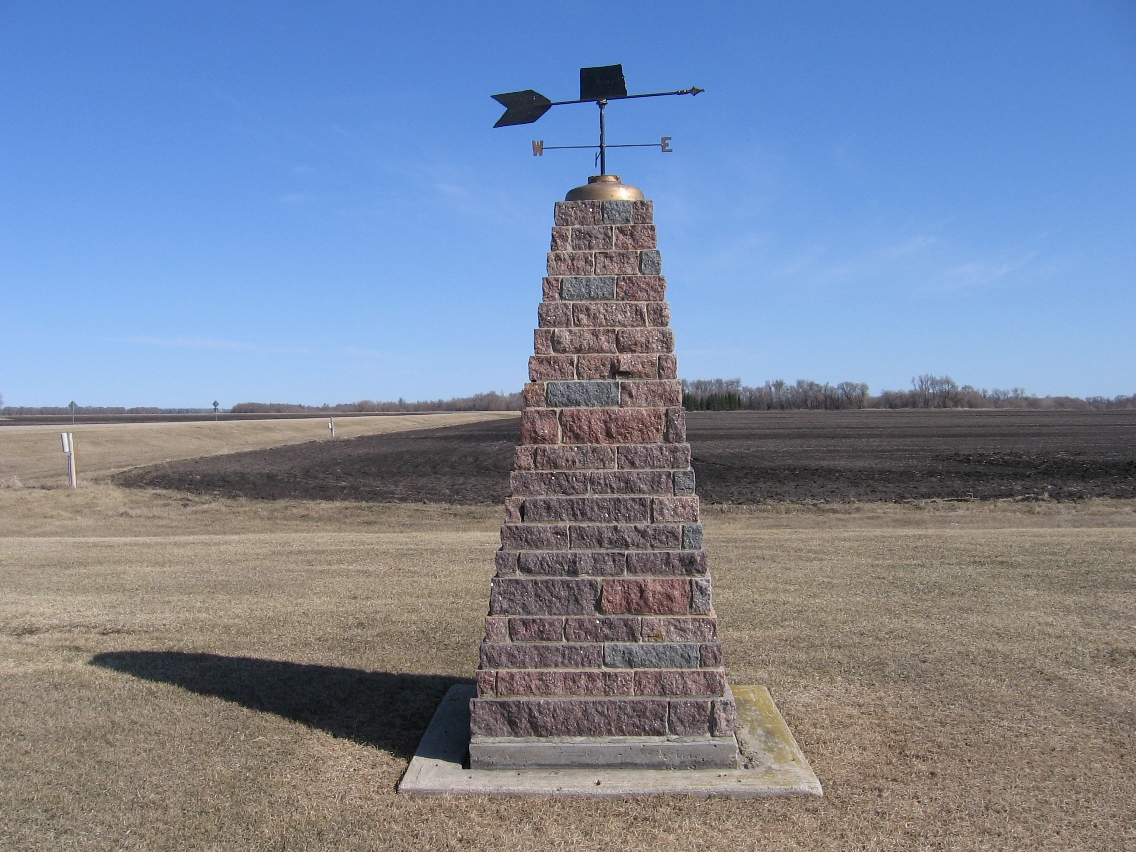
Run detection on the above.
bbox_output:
[492,90,553,127]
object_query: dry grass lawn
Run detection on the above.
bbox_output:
[0,412,518,487]
[0,481,1133,850]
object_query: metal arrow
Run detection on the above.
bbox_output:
[492,65,702,175]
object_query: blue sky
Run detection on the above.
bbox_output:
[1,1,1133,407]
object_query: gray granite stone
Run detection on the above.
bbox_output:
[639,250,662,275]
[603,642,701,669]
[601,200,633,224]
[682,523,703,550]
[561,276,616,300]
[470,734,737,770]
[673,469,696,495]
[546,381,621,408]
[691,579,712,615]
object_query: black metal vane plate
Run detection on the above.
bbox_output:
[580,64,627,101]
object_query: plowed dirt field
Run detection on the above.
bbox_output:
[115,409,1136,504]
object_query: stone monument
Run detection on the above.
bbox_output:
[399,66,821,795]
[466,174,740,770]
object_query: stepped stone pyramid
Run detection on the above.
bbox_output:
[469,183,740,770]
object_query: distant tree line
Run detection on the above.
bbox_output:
[0,392,523,417]
[683,378,871,410]
[6,377,1133,416]
[683,375,1136,412]
[230,390,523,414]
[0,405,211,415]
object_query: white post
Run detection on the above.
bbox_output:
[328,417,335,438]
[60,432,77,488]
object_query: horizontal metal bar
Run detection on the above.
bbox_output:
[549,87,702,107]
[540,142,665,151]
[618,87,703,101]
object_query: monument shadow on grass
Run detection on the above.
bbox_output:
[90,651,469,759]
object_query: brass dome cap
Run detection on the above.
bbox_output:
[565,175,645,201]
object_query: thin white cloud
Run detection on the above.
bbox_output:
[772,233,940,286]
[343,345,444,368]
[125,336,256,351]
[123,336,312,356]
[883,234,938,257]
[758,226,1043,297]
[415,162,542,226]
[927,253,1037,293]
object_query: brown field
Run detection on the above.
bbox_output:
[115,409,1136,504]
[1,414,1135,850]
[0,411,516,488]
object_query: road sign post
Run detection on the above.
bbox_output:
[60,432,77,488]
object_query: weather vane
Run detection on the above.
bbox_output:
[491,64,703,175]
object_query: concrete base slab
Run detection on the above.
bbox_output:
[398,684,822,798]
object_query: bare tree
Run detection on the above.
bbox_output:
[837,381,869,409]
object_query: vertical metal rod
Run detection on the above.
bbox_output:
[598,100,607,175]
[68,434,77,488]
